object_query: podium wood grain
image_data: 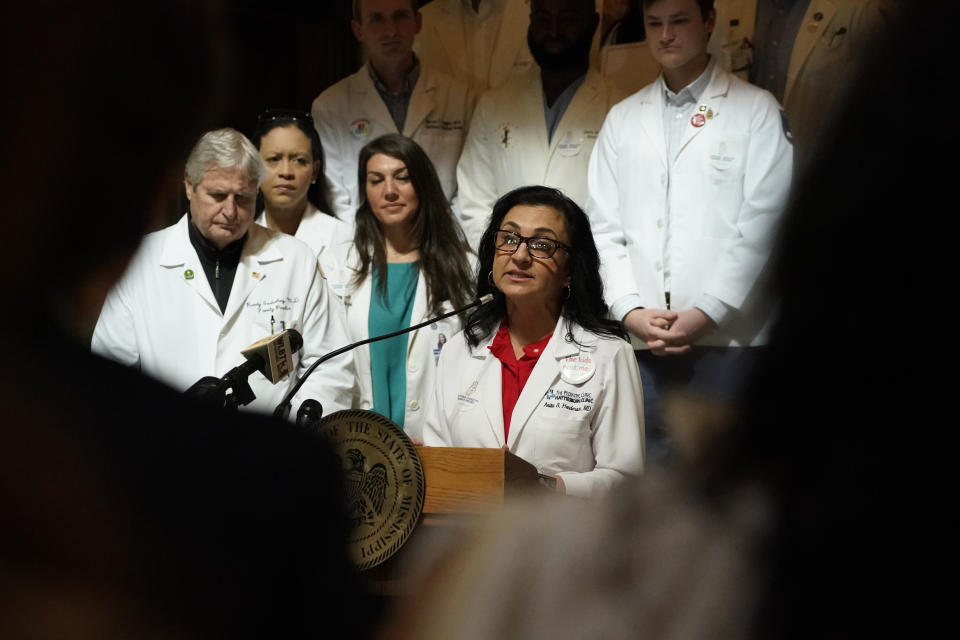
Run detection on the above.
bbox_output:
[417,446,539,513]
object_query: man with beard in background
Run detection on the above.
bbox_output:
[455,0,626,247]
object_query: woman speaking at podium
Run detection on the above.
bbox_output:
[424,186,644,497]
[326,134,474,440]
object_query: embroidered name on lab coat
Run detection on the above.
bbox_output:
[557,130,584,157]
[709,141,738,170]
[457,380,480,408]
[246,297,300,314]
[424,117,465,131]
[543,388,594,413]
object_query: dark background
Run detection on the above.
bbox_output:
[220,0,436,136]
[223,0,357,134]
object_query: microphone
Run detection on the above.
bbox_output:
[241,329,304,384]
[184,329,304,410]
[274,294,495,421]
[296,398,324,430]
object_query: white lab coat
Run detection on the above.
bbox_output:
[311,65,472,225]
[92,215,356,416]
[456,66,626,247]
[324,246,467,440]
[416,0,534,98]
[586,64,793,347]
[710,0,889,155]
[424,316,645,498]
[255,202,353,279]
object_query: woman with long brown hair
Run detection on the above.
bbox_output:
[326,134,474,439]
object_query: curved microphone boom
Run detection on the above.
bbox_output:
[274,294,494,421]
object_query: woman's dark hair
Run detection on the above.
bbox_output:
[252,108,334,217]
[464,185,626,349]
[353,133,474,316]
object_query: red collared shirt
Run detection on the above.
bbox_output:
[488,322,552,442]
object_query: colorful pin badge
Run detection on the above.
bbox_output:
[561,354,596,384]
[707,108,714,119]
[349,118,371,138]
[698,104,707,112]
[184,269,194,280]
[691,113,706,128]
[251,271,260,279]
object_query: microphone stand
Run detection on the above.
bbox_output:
[275,294,494,422]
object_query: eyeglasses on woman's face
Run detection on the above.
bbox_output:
[494,229,570,259]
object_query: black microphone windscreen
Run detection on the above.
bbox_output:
[287,328,304,353]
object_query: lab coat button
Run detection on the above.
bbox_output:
[408,363,419,373]
[408,400,420,411]
[656,219,664,229]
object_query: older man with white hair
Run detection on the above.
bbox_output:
[93,127,356,416]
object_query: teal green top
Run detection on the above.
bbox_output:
[369,262,419,428]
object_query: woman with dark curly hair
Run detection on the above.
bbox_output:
[326,134,475,440]
[424,185,644,496]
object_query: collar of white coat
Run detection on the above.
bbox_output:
[256,202,352,256]
[353,62,439,96]
[649,58,731,107]
[158,214,286,268]
[469,313,594,361]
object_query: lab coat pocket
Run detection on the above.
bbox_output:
[250,320,276,344]
[704,135,747,237]
[705,135,746,179]
[326,269,352,307]
[532,415,591,473]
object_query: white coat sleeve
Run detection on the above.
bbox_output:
[701,92,793,310]
[292,263,357,414]
[586,105,645,309]
[91,267,140,368]
[557,340,645,497]
[312,93,356,224]
[455,94,500,249]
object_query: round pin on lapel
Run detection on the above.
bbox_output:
[184,268,194,280]
[691,113,706,128]
[560,353,596,384]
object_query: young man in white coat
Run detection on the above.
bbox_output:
[586,0,793,463]
[92,128,357,417]
[456,0,626,248]
[311,0,473,224]
[709,0,891,164]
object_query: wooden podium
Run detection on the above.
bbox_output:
[364,446,540,591]
[418,446,540,518]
